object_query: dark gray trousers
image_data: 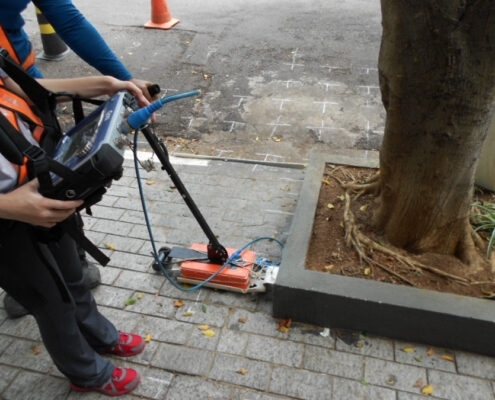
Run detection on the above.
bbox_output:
[0,217,118,387]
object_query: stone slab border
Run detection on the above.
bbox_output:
[273,149,495,356]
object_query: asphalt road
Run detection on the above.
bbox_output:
[22,0,384,163]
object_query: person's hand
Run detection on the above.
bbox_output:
[129,78,160,123]
[130,78,160,102]
[105,77,150,108]
[0,180,83,228]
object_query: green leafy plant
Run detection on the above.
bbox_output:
[471,201,495,257]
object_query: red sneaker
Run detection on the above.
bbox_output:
[106,332,145,357]
[70,367,141,396]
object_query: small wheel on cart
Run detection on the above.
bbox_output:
[152,246,172,271]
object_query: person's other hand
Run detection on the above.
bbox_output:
[0,179,83,228]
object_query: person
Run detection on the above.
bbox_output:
[0,0,160,317]
[0,66,149,396]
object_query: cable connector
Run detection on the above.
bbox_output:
[127,89,201,130]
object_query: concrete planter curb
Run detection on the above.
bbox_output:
[273,149,495,356]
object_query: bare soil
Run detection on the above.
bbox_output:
[306,164,495,299]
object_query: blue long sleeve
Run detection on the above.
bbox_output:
[33,0,133,80]
[0,0,133,80]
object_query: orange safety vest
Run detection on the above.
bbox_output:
[0,84,45,184]
[0,26,44,185]
[0,26,36,71]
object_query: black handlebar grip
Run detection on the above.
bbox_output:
[148,84,161,97]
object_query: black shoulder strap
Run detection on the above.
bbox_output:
[51,91,105,124]
[0,47,62,153]
[0,111,52,192]
[58,218,110,265]
[0,111,77,189]
[0,48,56,118]
[0,111,25,165]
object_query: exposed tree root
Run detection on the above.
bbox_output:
[327,167,475,287]
[342,171,381,199]
[342,191,469,286]
[472,230,487,252]
[457,219,486,270]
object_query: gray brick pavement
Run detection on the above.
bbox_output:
[6,0,494,397]
[1,157,495,400]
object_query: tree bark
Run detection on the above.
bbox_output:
[377,0,495,265]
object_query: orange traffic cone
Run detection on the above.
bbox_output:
[144,0,180,30]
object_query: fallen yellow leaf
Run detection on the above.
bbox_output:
[440,354,455,362]
[182,311,193,317]
[237,368,248,375]
[327,203,335,209]
[359,204,368,212]
[145,333,152,343]
[427,347,435,357]
[198,324,210,331]
[402,345,415,353]
[324,264,334,272]
[203,329,216,337]
[385,375,396,385]
[105,243,116,250]
[322,179,332,185]
[238,317,248,323]
[146,179,156,185]
[173,300,185,308]
[421,384,434,395]
[31,346,41,355]
[364,267,371,276]
[137,293,144,300]
[282,318,292,327]
[277,318,292,332]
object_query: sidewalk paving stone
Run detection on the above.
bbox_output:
[2,0,494,398]
[2,157,495,400]
[269,366,332,400]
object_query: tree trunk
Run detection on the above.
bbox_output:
[377,1,495,266]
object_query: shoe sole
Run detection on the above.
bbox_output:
[70,374,141,396]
